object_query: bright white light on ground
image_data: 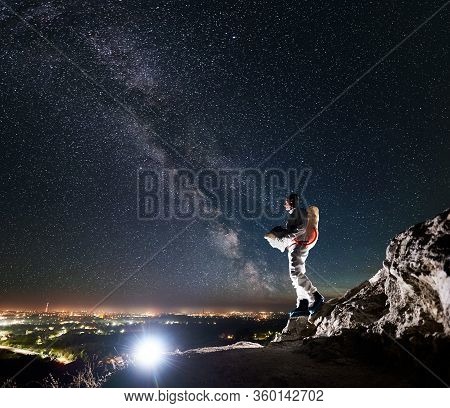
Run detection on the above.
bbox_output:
[133,337,166,368]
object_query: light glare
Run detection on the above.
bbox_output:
[133,337,165,367]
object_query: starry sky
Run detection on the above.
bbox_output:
[1,0,449,312]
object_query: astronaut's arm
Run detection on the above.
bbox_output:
[283,226,306,240]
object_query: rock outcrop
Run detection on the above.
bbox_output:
[275,208,450,343]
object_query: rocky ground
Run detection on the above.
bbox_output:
[104,337,448,387]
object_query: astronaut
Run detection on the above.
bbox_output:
[265,193,324,317]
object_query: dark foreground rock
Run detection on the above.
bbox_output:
[0,349,112,387]
[104,335,449,387]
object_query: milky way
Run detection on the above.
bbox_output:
[1,0,449,311]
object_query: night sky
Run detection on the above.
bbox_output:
[1,0,449,312]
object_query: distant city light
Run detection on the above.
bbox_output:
[0,310,284,369]
[133,337,166,368]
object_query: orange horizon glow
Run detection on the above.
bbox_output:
[0,306,287,315]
